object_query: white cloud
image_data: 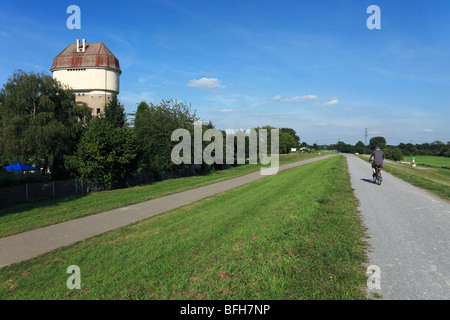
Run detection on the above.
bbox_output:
[323,98,339,106]
[187,77,227,89]
[422,129,434,132]
[219,109,236,113]
[314,98,339,107]
[273,95,319,102]
[368,131,380,134]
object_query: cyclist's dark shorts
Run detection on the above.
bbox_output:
[372,163,383,169]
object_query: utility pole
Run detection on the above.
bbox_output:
[365,128,368,146]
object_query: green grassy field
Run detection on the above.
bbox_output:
[0,153,327,238]
[383,163,450,200]
[0,156,368,300]
[403,155,450,168]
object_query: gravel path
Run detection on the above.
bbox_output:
[345,154,450,300]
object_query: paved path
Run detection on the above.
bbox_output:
[0,154,338,269]
[345,154,450,300]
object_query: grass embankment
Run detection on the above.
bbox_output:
[358,155,450,201]
[382,163,450,200]
[403,155,450,168]
[0,155,368,300]
[0,153,330,238]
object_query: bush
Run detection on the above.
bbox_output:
[74,118,140,190]
[390,148,404,161]
[383,148,392,160]
[0,171,45,187]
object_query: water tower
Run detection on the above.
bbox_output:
[51,39,121,115]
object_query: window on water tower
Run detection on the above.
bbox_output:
[96,108,100,115]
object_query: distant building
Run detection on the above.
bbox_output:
[51,39,121,115]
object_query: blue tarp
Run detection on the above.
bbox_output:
[4,162,39,172]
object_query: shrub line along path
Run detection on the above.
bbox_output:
[0,154,339,269]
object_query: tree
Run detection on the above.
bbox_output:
[74,118,139,189]
[0,70,91,178]
[104,94,127,127]
[253,125,278,156]
[398,143,417,156]
[279,131,297,154]
[390,148,404,161]
[355,141,367,154]
[280,128,300,147]
[335,141,353,153]
[369,136,386,150]
[133,99,198,172]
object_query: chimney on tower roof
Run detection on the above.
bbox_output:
[76,39,86,52]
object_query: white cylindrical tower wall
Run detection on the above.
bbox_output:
[53,68,120,93]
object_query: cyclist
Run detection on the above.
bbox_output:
[369,146,385,179]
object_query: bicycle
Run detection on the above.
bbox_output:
[372,164,383,185]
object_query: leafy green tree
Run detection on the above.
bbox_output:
[280,128,300,147]
[398,143,417,156]
[133,101,152,171]
[390,148,404,161]
[335,141,354,153]
[74,118,139,189]
[104,94,127,127]
[0,70,91,178]
[355,141,367,154]
[133,99,198,172]
[369,136,386,150]
[280,131,297,154]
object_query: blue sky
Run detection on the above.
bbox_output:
[0,0,448,145]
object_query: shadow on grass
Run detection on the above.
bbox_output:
[0,194,86,218]
[0,176,171,219]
